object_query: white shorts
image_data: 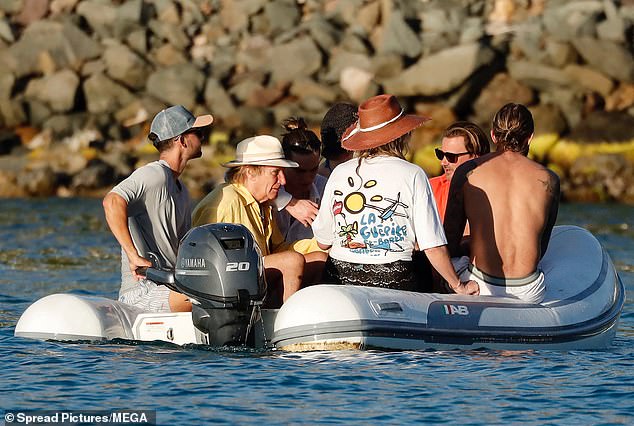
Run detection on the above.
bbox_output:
[119,279,172,312]
[452,257,545,304]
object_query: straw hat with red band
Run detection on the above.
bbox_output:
[341,94,430,151]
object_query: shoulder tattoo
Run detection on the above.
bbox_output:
[539,175,558,196]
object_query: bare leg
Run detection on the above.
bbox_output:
[169,290,192,312]
[263,251,305,308]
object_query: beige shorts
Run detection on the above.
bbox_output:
[119,279,172,312]
[452,257,545,304]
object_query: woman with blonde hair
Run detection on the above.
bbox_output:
[312,94,478,295]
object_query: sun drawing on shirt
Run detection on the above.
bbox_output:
[331,176,409,249]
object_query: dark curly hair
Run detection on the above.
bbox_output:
[320,103,357,159]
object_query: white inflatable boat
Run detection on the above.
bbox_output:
[15,225,624,351]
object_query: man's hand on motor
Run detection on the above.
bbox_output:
[285,198,319,227]
[128,253,152,280]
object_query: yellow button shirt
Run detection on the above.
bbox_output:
[192,183,321,255]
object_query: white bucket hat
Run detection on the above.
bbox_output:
[223,135,299,168]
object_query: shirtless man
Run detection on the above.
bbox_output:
[444,103,560,303]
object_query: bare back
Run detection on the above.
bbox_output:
[445,151,560,278]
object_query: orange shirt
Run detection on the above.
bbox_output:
[429,174,450,222]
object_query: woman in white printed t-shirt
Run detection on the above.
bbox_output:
[311,94,479,295]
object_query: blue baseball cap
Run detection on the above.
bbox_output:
[149,105,213,144]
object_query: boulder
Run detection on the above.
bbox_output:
[0,98,26,128]
[24,69,79,113]
[83,73,135,114]
[269,37,322,83]
[530,103,568,136]
[145,64,205,109]
[572,37,634,83]
[0,17,15,43]
[76,0,118,38]
[382,43,496,96]
[16,164,58,196]
[339,66,376,103]
[305,17,340,51]
[471,73,534,125]
[71,159,115,191]
[542,1,602,42]
[263,0,301,36]
[377,9,421,58]
[289,78,338,103]
[204,78,238,123]
[507,60,570,91]
[236,35,273,72]
[148,19,190,50]
[563,64,614,97]
[14,0,49,26]
[103,42,151,89]
[8,20,102,77]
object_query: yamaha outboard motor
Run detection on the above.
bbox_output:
[147,223,266,346]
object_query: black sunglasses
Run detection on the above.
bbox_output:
[435,148,470,163]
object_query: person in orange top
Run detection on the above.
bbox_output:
[429,121,490,221]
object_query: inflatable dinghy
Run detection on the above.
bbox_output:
[15,225,624,351]
[273,226,625,351]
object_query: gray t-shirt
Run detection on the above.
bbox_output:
[110,160,191,293]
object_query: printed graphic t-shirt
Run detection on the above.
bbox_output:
[312,156,446,264]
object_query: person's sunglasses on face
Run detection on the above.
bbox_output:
[435,148,470,163]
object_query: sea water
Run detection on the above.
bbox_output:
[1,198,632,424]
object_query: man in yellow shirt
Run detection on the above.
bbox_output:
[192,135,320,307]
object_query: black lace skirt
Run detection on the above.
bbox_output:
[323,257,420,292]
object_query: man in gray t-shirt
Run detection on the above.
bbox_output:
[103,105,213,312]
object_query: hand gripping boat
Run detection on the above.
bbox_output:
[15,225,624,351]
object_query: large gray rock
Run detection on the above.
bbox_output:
[572,37,634,83]
[377,10,421,58]
[0,72,13,100]
[382,43,496,96]
[236,35,273,72]
[24,69,79,112]
[148,19,190,50]
[83,73,135,114]
[269,37,322,83]
[507,60,571,91]
[8,20,102,77]
[76,0,118,38]
[323,49,373,83]
[563,64,614,97]
[0,0,22,14]
[542,1,603,42]
[0,17,14,43]
[305,17,340,51]
[204,77,238,121]
[146,64,204,109]
[113,0,144,39]
[596,0,625,42]
[103,42,151,89]
[0,98,26,127]
[289,78,338,103]
[263,0,300,36]
[15,0,49,26]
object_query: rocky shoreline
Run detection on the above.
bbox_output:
[1,0,633,202]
